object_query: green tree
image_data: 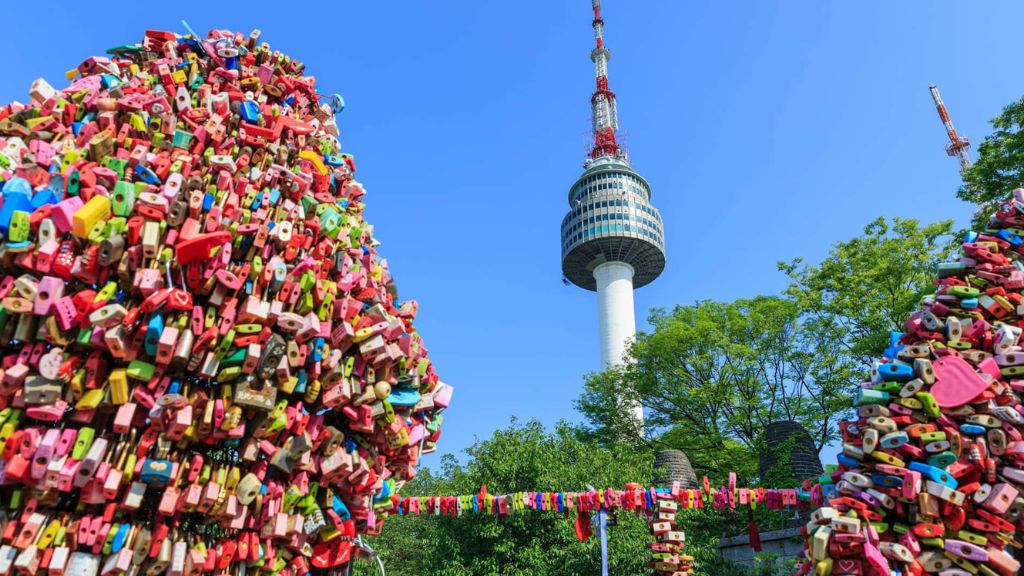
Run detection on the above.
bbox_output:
[353,420,655,576]
[959,96,1024,225]
[576,296,854,483]
[779,217,956,367]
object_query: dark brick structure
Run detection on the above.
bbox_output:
[759,420,823,484]
[654,449,699,488]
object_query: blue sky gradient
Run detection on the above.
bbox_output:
[4,1,1024,471]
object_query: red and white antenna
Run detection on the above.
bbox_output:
[589,0,624,161]
[929,85,972,174]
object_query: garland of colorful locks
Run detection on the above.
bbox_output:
[391,481,807,576]
[0,27,453,576]
[797,191,1024,576]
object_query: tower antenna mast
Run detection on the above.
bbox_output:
[589,0,622,160]
[929,85,973,174]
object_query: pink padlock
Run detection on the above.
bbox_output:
[983,483,1019,514]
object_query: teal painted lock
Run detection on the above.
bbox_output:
[854,389,889,406]
[320,210,342,239]
[172,129,193,149]
[139,459,174,485]
[220,347,248,367]
[926,451,957,468]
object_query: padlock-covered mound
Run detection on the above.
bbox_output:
[0,28,452,574]
[799,192,1024,576]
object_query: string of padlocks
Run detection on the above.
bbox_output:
[373,477,810,576]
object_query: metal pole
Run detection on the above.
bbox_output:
[598,509,609,576]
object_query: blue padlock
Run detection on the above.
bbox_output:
[139,459,174,485]
[0,189,32,236]
[332,494,351,520]
[959,423,986,436]
[133,164,160,185]
[326,94,345,114]
[997,228,1022,246]
[908,462,957,489]
[110,523,130,553]
[871,473,903,488]
[31,189,58,210]
[837,454,861,468]
[878,362,914,382]
[144,314,164,357]
[240,101,260,123]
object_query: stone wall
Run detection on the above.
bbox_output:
[718,528,804,569]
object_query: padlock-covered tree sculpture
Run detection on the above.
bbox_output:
[799,192,1024,575]
[0,28,451,575]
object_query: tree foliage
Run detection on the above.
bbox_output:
[576,216,953,486]
[576,296,854,483]
[779,217,956,367]
[959,96,1024,225]
[353,420,655,576]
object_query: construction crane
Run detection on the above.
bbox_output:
[929,85,973,174]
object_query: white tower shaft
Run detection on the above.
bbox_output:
[594,261,644,426]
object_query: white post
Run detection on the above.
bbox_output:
[593,261,644,428]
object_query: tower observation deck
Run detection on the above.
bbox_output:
[560,1,665,427]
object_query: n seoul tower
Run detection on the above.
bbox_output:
[560,0,666,426]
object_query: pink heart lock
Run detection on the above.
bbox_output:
[930,355,990,407]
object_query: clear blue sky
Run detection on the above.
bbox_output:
[5,1,1024,471]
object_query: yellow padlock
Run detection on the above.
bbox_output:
[72,195,111,239]
[109,369,129,405]
[75,388,105,411]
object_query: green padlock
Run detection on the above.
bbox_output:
[947,286,979,298]
[8,210,29,242]
[1001,365,1024,377]
[111,181,135,216]
[76,326,93,346]
[104,157,128,179]
[126,360,156,380]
